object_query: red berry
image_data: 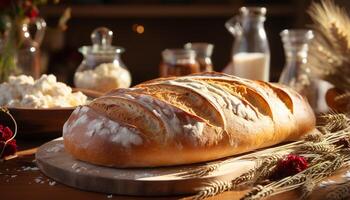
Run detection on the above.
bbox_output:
[0,125,14,141]
[270,154,308,181]
[0,124,16,159]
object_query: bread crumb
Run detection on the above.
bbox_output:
[49,181,56,186]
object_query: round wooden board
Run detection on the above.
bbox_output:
[36,138,255,196]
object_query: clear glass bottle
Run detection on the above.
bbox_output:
[16,18,46,79]
[279,29,329,112]
[184,42,214,72]
[159,49,200,77]
[225,7,270,81]
[279,29,314,87]
[74,27,131,93]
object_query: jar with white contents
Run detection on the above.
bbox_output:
[74,27,131,93]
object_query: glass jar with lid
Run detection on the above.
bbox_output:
[184,42,214,72]
[159,49,200,77]
[74,27,131,93]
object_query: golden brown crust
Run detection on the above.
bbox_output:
[63,72,316,168]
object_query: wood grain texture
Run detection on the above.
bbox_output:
[36,138,255,196]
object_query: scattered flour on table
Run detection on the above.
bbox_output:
[21,166,39,171]
[46,143,64,153]
[49,181,56,186]
[72,163,87,173]
[319,180,336,188]
[33,176,56,186]
[34,177,42,183]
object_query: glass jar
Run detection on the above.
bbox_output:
[184,42,214,72]
[279,29,331,113]
[74,27,131,93]
[159,49,200,77]
[224,7,270,81]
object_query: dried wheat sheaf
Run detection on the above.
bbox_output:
[189,112,350,200]
[308,0,350,91]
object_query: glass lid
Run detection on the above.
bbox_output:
[79,27,124,55]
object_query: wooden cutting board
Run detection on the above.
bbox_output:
[35,138,255,196]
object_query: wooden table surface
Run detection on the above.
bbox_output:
[1,136,349,200]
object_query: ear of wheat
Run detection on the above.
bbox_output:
[191,180,233,200]
[307,0,350,91]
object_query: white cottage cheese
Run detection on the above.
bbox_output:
[0,74,87,108]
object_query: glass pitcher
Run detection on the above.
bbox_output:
[74,27,131,93]
[279,29,314,88]
[225,7,270,81]
[279,29,331,113]
[17,18,46,79]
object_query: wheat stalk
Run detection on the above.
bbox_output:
[180,163,221,178]
[192,180,233,200]
[241,153,348,200]
[307,0,350,90]
[319,112,350,132]
[231,168,256,189]
[297,142,336,154]
[299,178,316,200]
[302,130,325,142]
[334,92,350,102]
[193,112,350,200]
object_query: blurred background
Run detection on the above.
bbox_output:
[37,0,348,85]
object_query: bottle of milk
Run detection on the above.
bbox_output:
[224,7,270,81]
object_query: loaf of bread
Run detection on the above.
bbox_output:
[63,72,316,168]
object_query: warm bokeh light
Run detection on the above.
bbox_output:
[132,24,145,34]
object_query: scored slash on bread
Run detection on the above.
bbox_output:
[63,72,316,168]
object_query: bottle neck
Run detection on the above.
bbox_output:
[241,16,265,31]
[283,46,310,71]
[284,44,309,61]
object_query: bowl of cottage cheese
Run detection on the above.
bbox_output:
[0,74,100,137]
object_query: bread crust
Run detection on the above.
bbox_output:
[63,72,316,168]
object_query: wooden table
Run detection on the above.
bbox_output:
[1,136,349,200]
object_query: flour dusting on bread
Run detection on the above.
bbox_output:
[63,72,316,168]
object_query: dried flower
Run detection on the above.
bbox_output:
[270,154,308,181]
[0,124,17,159]
[0,124,13,141]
